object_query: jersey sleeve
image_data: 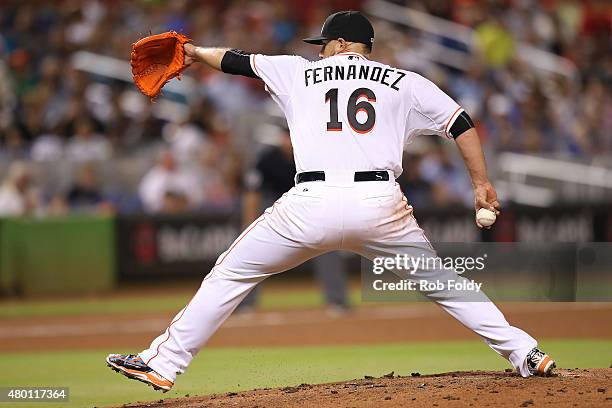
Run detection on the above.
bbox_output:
[406,74,463,139]
[249,54,304,96]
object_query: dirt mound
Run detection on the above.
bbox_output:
[120,368,611,408]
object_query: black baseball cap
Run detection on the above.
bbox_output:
[303,11,374,49]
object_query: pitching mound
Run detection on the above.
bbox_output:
[121,369,611,407]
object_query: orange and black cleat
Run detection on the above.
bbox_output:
[526,347,556,376]
[106,354,173,392]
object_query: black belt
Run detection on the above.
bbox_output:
[295,171,390,184]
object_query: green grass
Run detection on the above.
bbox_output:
[3,280,609,319]
[0,339,609,408]
[0,287,364,319]
[0,294,192,319]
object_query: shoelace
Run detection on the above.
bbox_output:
[527,349,545,368]
[124,354,145,366]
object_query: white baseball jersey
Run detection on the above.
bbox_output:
[137,52,538,384]
[249,51,463,177]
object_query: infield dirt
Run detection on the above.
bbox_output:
[2,303,611,351]
[119,368,611,408]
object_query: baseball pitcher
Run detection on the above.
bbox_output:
[108,11,555,392]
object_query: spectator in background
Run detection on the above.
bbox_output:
[96,87,132,148]
[197,143,242,211]
[162,117,208,165]
[160,191,190,214]
[397,152,432,209]
[138,150,203,213]
[46,192,69,216]
[0,43,15,129]
[450,63,486,119]
[474,10,516,68]
[0,126,29,161]
[419,141,473,208]
[0,0,609,217]
[66,161,113,214]
[0,161,39,216]
[575,78,611,155]
[31,123,64,161]
[65,117,111,162]
[123,103,166,147]
[196,114,245,211]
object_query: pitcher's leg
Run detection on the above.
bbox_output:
[434,297,536,376]
[360,196,538,376]
[404,242,537,375]
[362,240,537,376]
[138,265,260,382]
[139,212,321,382]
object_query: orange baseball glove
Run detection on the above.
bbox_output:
[130,31,192,99]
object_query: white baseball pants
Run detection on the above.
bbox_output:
[139,172,537,381]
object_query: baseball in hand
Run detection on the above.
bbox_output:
[476,208,497,227]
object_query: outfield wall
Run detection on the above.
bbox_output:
[0,216,116,295]
[0,205,610,296]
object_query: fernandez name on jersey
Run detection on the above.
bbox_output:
[304,64,407,91]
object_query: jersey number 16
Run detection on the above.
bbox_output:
[325,88,376,134]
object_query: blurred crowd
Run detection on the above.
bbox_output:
[0,0,610,217]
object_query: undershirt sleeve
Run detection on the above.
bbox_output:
[220,49,258,79]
